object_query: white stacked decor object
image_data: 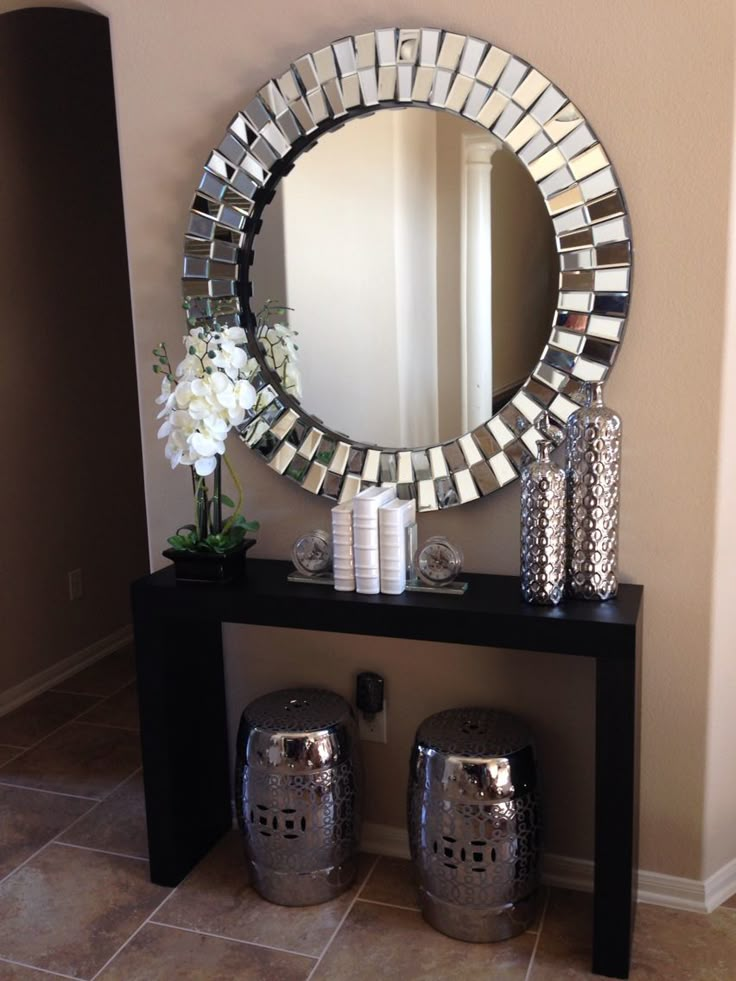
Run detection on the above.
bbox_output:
[378,498,417,595]
[331,501,356,592]
[353,525,380,549]
[352,486,398,594]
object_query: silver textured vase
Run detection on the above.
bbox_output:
[566,382,621,600]
[520,439,566,605]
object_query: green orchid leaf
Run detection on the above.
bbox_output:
[220,495,235,508]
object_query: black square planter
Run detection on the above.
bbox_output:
[162,539,256,583]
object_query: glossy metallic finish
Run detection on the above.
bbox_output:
[235,688,361,905]
[183,28,632,509]
[408,708,541,942]
[566,382,621,600]
[520,439,566,605]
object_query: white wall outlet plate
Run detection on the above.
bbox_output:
[358,700,388,743]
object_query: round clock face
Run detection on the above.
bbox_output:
[415,536,463,587]
[291,530,332,576]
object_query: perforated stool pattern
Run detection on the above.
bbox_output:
[408,707,541,942]
[236,688,361,905]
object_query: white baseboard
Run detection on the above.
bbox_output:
[542,853,594,894]
[362,822,411,859]
[362,821,733,914]
[0,625,133,718]
[704,856,736,913]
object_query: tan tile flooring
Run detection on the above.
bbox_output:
[0,649,735,979]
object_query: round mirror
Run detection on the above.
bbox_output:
[183,28,631,509]
[250,107,558,447]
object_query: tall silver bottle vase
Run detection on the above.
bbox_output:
[566,382,621,600]
[520,440,566,605]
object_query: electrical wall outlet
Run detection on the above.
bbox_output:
[68,568,83,601]
[358,700,388,743]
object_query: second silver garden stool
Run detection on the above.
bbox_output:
[408,707,541,942]
[235,687,362,906]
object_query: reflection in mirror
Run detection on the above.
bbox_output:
[251,106,558,448]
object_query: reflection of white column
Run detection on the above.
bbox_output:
[461,136,500,431]
[393,110,439,447]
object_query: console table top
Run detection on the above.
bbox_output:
[133,558,642,660]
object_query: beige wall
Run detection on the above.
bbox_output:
[0,6,148,693]
[704,84,736,880]
[6,0,731,879]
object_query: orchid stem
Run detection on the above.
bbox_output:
[212,457,222,534]
[194,474,208,540]
[222,452,243,535]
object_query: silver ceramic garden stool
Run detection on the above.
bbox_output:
[235,688,362,906]
[408,708,541,942]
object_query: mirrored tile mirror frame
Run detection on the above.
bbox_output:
[182,27,632,510]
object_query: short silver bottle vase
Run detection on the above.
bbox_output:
[520,440,566,605]
[566,382,621,600]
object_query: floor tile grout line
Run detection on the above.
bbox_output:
[147,920,319,961]
[524,887,551,981]
[0,837,57,890]
[51,672,136,702]
[51,766,144,841]
[358,852,381,892]
[1,664,136,757]
[0,767,145,889]
[0,697,119,763]
[0,780,99,802]
[0,953,81,980]
[89,885,174,980]
[54,840,148,863]
[356,897,420,913]
[305,855,381,981]
[73,720,139,733]
[88,810,203,981]
[353,894,540,929]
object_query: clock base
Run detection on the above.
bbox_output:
[406,579,469,596]
[287,570,335,586]
[286,571,469,595]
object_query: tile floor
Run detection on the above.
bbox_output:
[0,647,735,979]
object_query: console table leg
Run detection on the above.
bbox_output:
[133,609,232,886]
[592,652,639,978]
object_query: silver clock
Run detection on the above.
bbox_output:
[291,529,333,577]
[414,536,464,587]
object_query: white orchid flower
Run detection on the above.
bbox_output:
[184,331,208,357]
[284,361,302,399]
[222,325,246,343]
[155,376,176,418]
[193,455,218,476]
[264,324,297,359]
[164,425,195,469]
[155,302,299,497]
[190,430,222,460]
[213,341,249,381]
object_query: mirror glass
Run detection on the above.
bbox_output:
[250,106,558,448]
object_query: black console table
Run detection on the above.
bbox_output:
[131,559,642,979]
